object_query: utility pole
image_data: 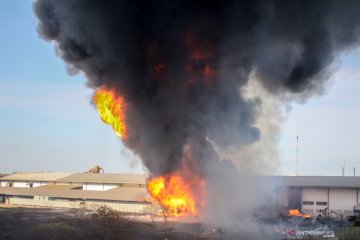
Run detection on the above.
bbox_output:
[296,136,299,176]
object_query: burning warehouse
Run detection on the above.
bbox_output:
[29,0,360,226]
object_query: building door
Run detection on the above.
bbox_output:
[288,188,302,210]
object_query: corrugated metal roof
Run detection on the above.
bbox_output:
[0,173,73,182]
[277,176,360,188]
[0,185,149,202]
[3,173,360,189]
[57,173,148,184]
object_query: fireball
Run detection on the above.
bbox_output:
[147,174,203,217]
[93,88,127,139]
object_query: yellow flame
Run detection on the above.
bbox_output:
[288,209,311,218]
[147,174,199,216]
[93,88,127,139]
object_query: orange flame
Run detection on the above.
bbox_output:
[147,174,203,217]
[93,88,127,139]
[288,209,311,218]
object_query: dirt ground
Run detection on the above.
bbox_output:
[0,205,235,240]
[2,205,343,239]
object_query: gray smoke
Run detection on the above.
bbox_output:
[34,0,360,227]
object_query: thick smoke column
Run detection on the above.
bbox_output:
[35,0,360,225]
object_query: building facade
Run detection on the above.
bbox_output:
[277,176,360,217]
[0,172,150,214]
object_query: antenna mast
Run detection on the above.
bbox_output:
[296,136,299,176]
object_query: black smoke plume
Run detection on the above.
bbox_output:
[35,0,360,225]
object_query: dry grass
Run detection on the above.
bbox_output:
[0,206,224,240]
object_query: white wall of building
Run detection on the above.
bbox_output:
[13,182,27,188]
[281,187,360,216]
[329,189,357,215]
[302,188,329,215]
[83,183,117,191]
[0,181,9,187]
[33,182,47,188]
[8,196,149,213]
[0,181,48,188]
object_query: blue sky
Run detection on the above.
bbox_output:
[0,1,143,173]
[280,49,360,176]
[0,1,359,175]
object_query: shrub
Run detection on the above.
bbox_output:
[338,227,360,240]
[91,205,126,226]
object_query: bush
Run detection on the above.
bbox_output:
[91,205,126,226]
[348,215,360,227]
[338,227,360,240]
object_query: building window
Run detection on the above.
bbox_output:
[302,209,314,214]
[14,195,34,200]
[303,201,314,205]
[316,201,328,206]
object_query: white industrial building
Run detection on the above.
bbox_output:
[0,172,150,213]
[276,176,360,217]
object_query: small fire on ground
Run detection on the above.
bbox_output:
[288,209,311,218]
